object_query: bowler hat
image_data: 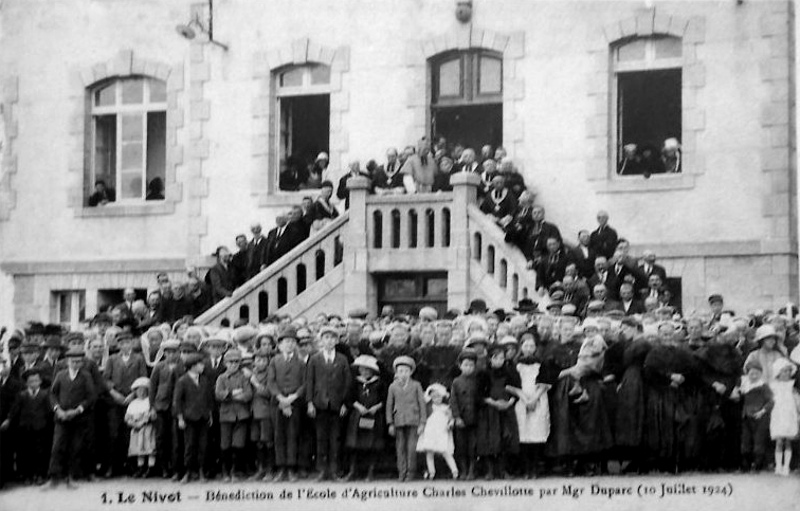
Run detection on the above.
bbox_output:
[43,337,65,351]
[21,368,41,381]
[515,298,538,313]
[467,299,488,314]
[708,294,724,304]
[278,326,298,342]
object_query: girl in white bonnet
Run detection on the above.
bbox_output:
[416,383,459,480]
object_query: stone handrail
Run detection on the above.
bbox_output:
[195,213,349,326]
[467,203,538,303]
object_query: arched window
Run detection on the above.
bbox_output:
[90,77,167,203]
[275,64,331,191]
[614,36,682,176]
[430,50,502,152]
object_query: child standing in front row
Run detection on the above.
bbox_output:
[769,358,799,476]
[451,349,479,480]
[416,383,459,480]
[125,377,157,477]
[735,359,772,472]
[386,356,426,482]
[2,369,52,485]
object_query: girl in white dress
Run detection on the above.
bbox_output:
[769,357,799,476]
[416,383,458,479]
[125,377,157,477]
[513,335,551,478]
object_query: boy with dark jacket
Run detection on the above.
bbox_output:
[174,353,214,483]
[2,369,52,484]
[450,349,480,479]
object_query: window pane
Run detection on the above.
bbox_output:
[121,143,143,171]
[149,79,167,103]
[655,37,682,59]
[438,58,461,97]
[280,67,304,88]
[94,115,117,185]
[94,83,116,107]
[120,170,143,199]
[58,293,72,324]
[426,277,448,297]
[146,112,166,200]
[121,113,143,141]
[121,78,145,104]
[310,65,331,85]
[617,38,646,62]
[384,278,417,298]
[479,56,502,94]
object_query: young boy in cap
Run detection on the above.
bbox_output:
[450,349,480,479]
[2,368,51,484]
[46,346,96,488]
[215,349,253,481]
[174,353,214,483]
[202,333,228,479]
[306,326,352,481]
[105,331,147,476]
[386,355,426,481]
[267,327,306,482]
[150,339,181,477]
[249,347,275,481]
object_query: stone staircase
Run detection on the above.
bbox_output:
[196,173,537,326]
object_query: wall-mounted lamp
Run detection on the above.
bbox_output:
[176,0,228,51]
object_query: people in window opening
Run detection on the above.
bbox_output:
[305,152,329,189]
[279,157,310,192]
[88,180,116,207]
[617,144,641,175]
[146,177,165,201]
[661,137,681,173]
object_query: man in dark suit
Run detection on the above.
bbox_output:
[7,334,24,382]
[570,230,596,280]
[174,353,214,483]
[523,205,562,263]
[247,222,270,278]
[230,234,250,289]
[588,210,619,260]
[479,175,517,223]
[533,237,570,291]
[591,284,623,313]
[208,246,235,305]
[637,250,667,284]
[270,208,309,265]
[137,290,165,331]
[264,215,288,266]
[202,335,228,480]
[267,327,306,482]
[619,283,646,316]
[337,161,371,210]
[373,148,405,195]
[46,346,96,488]
[0,357,24,487]
[4,368,52,484]
[305,326,352,481]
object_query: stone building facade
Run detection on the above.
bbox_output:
[0,0,797,327]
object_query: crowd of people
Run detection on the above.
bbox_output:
[4,136,800,492]
[1,289,800,489]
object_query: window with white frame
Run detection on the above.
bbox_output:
[90,77,167,204]
[274,64,331,192]
[614,36,682,176]
[51,290,86,328]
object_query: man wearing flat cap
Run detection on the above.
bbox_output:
[267,326,306,482]
[305,326,352,481]
[46,346,96,488]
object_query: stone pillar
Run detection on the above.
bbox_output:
[448,173,480,311]
[343,177,371,314]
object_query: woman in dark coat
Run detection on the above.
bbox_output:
[343,355,385,481]
[642,335,702,473]
[476,344,521,479]
[614,335,652,472]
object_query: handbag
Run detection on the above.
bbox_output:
[358,417,375,430]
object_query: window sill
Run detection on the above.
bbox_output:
[592,173,696,194]
[74,201,176,218]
